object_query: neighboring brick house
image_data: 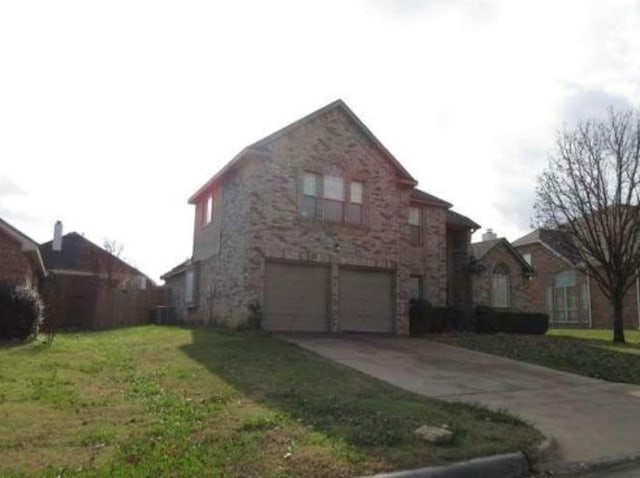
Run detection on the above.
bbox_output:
[163,99,480,334]
[470,230,534,311]
[513,229,640,329]
[40,222,155,328]
[0,217,46,288]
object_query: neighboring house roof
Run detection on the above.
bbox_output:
[410,189,453,208]
[0,217,46,276]
[513,228,580,264]
[188,99,419,204]
[39,232,155,285]
[161,258,193,281]
[471,238,534,273]
[446,210,481,231]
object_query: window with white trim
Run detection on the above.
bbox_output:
[301,172,365,225]
[185,269,195,305]
[523,253,532,266]
[346,181,363,224]
[302,172,320,218]
[491,263,510,308]
[553,271,578,322]
[323,174,345,222]
[409,207,422,246]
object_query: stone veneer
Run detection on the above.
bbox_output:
[188,106,449,334]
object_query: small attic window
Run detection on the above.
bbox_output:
[523,253,532,266]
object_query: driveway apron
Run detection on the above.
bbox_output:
[284,335,640,465]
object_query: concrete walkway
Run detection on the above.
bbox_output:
[284,335,640,466]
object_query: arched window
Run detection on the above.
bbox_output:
[491,263,510,308]
[553,271,577,322]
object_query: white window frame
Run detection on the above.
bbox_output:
[185,269,195,305]
[409,207,422,246]
[491,264,511,308]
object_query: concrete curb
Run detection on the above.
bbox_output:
[528,434,556,468]
[362,452,528,478]
[537,452,640,476]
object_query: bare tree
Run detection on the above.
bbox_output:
[535,108,640,343]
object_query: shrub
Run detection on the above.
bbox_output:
[474,306,549,335]
[0,282,44,342]
[410,299,467,335]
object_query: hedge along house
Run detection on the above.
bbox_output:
[470,229,534,312]
[0,217,46,289]
[513,229,640,329]
[163,99,480,334]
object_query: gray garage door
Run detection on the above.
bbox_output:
[339,268,394,332]
[263,261,330,332]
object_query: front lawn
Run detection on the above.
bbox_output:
[0,326,541,477]
[436,329,640,384]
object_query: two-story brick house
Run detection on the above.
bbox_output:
[163,100,479,335]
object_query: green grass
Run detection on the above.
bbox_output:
[435,328,640,384]
[0,326,542,477]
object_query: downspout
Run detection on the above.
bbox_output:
[636,270,640,330]
[587,273,593,329]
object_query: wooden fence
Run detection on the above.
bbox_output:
[93,287,170,329]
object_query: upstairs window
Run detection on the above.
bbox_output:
[409,207,422,246]
[491,263,511,308]
[302,172,320,218]
[346,181,363,224]
[207,195,213,224]
[203,194,213,226]
[523,253,532,266]
[302,172,364,225]
[323,174,345,222]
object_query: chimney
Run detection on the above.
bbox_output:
[482,228,497,241]
[52,221,63,252]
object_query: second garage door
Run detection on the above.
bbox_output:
[339,268,394,332]
[263,261,330,332]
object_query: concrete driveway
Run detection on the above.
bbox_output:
[285,335,640,467]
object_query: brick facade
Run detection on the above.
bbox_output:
[515,241,640,329]
[471,242,531,311]
[0,227,38,288]
[176,102,464,334]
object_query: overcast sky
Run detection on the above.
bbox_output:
[1,0,639,281]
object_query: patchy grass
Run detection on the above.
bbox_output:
[0,326,542,477]
[435,329,640,384]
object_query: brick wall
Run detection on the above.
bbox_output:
[515,242,640,329]
[187,106,450,334]
[0,229,33,287]
[587,273,639,329]
[472,243,531,311]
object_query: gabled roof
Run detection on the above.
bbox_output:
[471,237,534,273]
[446,209,481,231]
[188,99,418,204]
[513,228,580,264]
[0,217,46,276]
[160,258,193,281]
[410,188,452,208]
[40,232,154,284]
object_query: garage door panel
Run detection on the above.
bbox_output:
[339,268,394,332]
[263,262,329,332]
